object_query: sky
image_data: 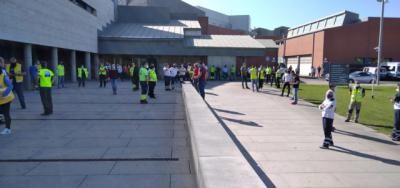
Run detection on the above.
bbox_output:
[182,0,400,29]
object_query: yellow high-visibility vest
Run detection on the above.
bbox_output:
[38,68,54,88]
[6,63,23,83]
[0,74,15,105]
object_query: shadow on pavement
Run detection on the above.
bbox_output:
[331,146,400,166]
[221,117,262,127]
[335,129,399,146]
[213,108,245,115]
[205,92,219,96]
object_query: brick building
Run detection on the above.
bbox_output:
[278,11,400,76]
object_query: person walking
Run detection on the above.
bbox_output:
[391,83,400,141]
[229,65,236,81]
[258,65,266,90]
[191,63,200,91]
[148,64,157,99]
[0,57,15,135]
[249,65,258,92]
[77,65,88,87]
[240,63,250,89]
[56,61,65,88]
[109,64,119,95]
[163,64,171,91]
[345,82,365,123]
[98,63,107,88]
[130,62,139,91]
[319,84,337,149]
[139,62,149,104]
[193,63,207,99]
[6,57,26,109]
[281,70,292,97]
[292,73,300,105]
[38,62,54,116]
[29,61,39,90]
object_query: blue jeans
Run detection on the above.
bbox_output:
[111,79,117,94]
[198,79,206,99]
[251,79,258,92]
[293,87,299,103]
[58,76,64,88]
[13,82,26,108]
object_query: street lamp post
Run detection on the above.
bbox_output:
[376,0,387,85]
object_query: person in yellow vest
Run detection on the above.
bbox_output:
[345,82,365,123]
[56,61,65,88]
[38,62,54,116]
[139,62,149,104]
[229,65,236,81]
[258,65,266,90]
[275,68,282,88]
[266,66,272,84]
[129,62,139,91]
[249,65,259,92]
[77,65,88,88]
[148,64,158,99]
[209,65,216,80]
[6,57,26,109]
[98,63,107,88]
[0,57,15,135]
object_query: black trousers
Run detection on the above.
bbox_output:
[78,78,86,87]
[282,82,291,96]
[99,75,107,88]
[259,79,264,89]
[275,77,281,88]
[13,82,26,108]
[164,76,170,89]
[40,87,53,114]
[322,117,334,145]
[241,76,249,88]
[0,102,11,129]
[393,110,400,138]
[270,75,275,86]
[131,77,139,90]
[148,82,156,98]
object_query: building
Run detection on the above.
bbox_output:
[252,27,289,40]
[279,11,400,76]
[196,6,250,33]
[0,0,267,88]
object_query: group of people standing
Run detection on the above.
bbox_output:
[209,65,236,81]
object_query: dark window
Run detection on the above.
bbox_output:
[69,0,97,16]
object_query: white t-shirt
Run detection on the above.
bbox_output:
[222,67,228,73]
[179,67,187,76]
[169,67,178,77]
[284,73,292,83]
[321,97,336,119]
[117,65,123,73]
[163,67,171,77]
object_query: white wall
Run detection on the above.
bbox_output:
[86,0,116,30]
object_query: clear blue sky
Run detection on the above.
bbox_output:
[183,0,400,29]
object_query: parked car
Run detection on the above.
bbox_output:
[384,62,400,80]
[349,71,376,83]
[362,66,388,80]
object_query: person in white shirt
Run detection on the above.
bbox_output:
[178,65,187,84]
[169,64,178,90]
[281,70,293,97]
[163,64,171,91]
[319,84,337,149]
[391,83,400,141]
[222,65,228,80]
[117,64,123,79]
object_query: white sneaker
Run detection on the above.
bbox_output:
[0,128,11,135]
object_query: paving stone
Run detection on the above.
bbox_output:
[79,175,170,188]
[26,162,115,176]
[0,176,85,188]
[0,163,39,176]
[110,161,190,175]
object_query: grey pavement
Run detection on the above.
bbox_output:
[0,81,195,188]
[205,81,400,188]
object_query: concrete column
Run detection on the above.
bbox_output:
[94,54,100,80]
[85,52,91,79]
[70,50,77,82]
[51,48,58,84]
[24,44,32,90]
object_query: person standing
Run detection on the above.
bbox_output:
[0,57,15,135]
[56,61,65,88]
[179,65,187,84]
[139,62,149,104]
[169,64,178,90]
[319,84,336,149]
[311,66,316,78]
[6,57,26,109]
[148,64,157,99]
[191,63,200,91]
[29,61,39,90]
[99,63,107,88]
[258,65,265,90]
[117,63,123,80]
[77,65,88,88]
[209,65,216,80]
[163,64,171,91]
[129,62,139,91]
[38,62,54,116]
[216,66,221,81]
[292,73,300,105]
[391,83,400,141]
[240,63,250,89]
[281,70,292,97]
[270,66,276,87]
[317,66,322,78]
[345,82,365,123]
[265,66,272,84]
[275,68,282,88]
[229,65,236,81]
[193,63,207,99]
[249,65,258,92]
[109,64,119,95]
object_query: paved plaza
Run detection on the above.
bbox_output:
[205,82,400,188]
[0,81,195,188]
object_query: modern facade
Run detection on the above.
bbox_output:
[0,0,268,88]
[196,6,250,33]
[278,11,400,76]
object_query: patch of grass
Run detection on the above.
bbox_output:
[299,85,396,135]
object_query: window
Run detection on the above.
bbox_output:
[318,20,327,30]
[326,17,336,28]
[311,22,318,31]
[69,0,97,16]
[335,15,345,26]
[304,24,311,32]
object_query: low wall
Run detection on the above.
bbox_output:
[182,83,265,188]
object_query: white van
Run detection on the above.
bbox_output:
[385,62,400,80]
[362,66,388,79]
